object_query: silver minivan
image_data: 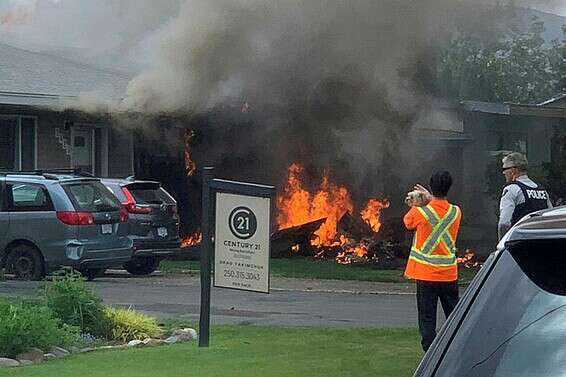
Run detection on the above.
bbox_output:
[0,171,133,280]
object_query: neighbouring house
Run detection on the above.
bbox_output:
[413,95,566,253]
[0,42,134,177]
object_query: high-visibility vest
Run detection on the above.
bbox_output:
[404,203,460,282]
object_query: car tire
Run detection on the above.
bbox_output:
[5,244,44,281]
[80,268,106,281]
[124,257,159,275]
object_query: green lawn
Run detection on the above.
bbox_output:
[4,326,423,377]
[160,257,480,284]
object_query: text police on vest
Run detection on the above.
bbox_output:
[526,189,548,200]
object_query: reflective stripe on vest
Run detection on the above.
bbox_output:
[418,205,458,254]
[409,249,456,266]
[409,204,458,266]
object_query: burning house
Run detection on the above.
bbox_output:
[175,95,566,261]
[2,0,564,263]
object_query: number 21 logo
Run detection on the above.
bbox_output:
[228,206,258,240]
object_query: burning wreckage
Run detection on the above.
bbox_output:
[272,163,399,266]
[180,145,477,269]
[272,164,478,268]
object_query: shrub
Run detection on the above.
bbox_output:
[42,268,110,338]
[104,307,162,342]
[0,299,78,358]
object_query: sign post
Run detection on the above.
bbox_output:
[198,168,275,347]
[198,167,214,348]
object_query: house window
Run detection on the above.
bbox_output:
[20,117,36,170]
[0,116,36,170]
[0,118,16,169]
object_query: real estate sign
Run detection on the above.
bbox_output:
[214,192,271,293]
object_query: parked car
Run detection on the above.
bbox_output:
[101,177,181,275]
[0,170,132,280]
[413,206,566,377]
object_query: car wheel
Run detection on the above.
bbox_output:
[80,268,106,281]
[5,244,44,281]
[124,257,159,275]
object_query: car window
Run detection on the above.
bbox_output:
[127,184,174,205]
[103,183,127,202]
[434,240,566,376]
[7,183,53,212]
[64,181,121,212]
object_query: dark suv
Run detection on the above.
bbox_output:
[101,177,181,275]
[0,170,132,280]
[414,206,566,376]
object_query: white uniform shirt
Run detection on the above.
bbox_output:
[498,175,552,239]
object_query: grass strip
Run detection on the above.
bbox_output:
[4,326,423,377]
[160,257,480,284]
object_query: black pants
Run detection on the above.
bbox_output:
[416,280,459,352]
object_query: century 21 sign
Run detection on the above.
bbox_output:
[214,192,270,293]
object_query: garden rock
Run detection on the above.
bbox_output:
[18,360,33,366]
[68,346,81,354]
[79,347,95,353]
[172,328,198,342]
[50,346,70,358]
[44,353,56,360]
[98,345,126,350]
[164,336,179,344]
[16,348,44,363]
[127,340,144,348]
[0,358,20,367]
[146,339,166,347]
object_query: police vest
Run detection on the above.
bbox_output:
[509,181,550,225]
[407,204,459,281]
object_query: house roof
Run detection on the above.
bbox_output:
[461,100,566,118]
[538,93,566,108]
[0,43,130,107]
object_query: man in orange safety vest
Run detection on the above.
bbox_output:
[404,171,462,352]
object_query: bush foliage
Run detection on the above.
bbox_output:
[0,299,78,358]
[104,307,162,342]
[42,268,110,338]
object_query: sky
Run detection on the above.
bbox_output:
[0,0,564,74]
[0,0,564,50]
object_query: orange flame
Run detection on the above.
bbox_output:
[360,198,390,232]
[457,249,479,268]
[277,163,391,264]
[181,230,202,247]
[336,240,371,264]
[184,129,197,177]
[277,163,353,246]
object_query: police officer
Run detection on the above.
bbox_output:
[498,152,552,239]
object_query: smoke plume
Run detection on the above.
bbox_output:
[116,0,475,200]
[4,0,563,208]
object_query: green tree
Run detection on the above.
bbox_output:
[559,26,566,92]
[438,18,564,104]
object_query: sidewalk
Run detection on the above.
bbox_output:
[107,269,418,295]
